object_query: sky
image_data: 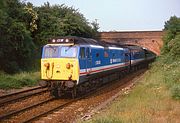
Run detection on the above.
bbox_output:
[25,0,180,31]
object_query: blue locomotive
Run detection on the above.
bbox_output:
[41,36,156,98]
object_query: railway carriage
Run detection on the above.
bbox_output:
[41,36,156,98]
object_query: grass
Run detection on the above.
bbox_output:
[83,57,180,123]
[0,71,40,89]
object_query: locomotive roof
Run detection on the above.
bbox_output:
[48,36,126,47]
[48,36,143,50]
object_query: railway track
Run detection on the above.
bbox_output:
[21,98,77,123]
[0,82,112,122]
[0,70,146,123]
[0,97,75,123]
[0,86,48,106]
[0,97,54,120]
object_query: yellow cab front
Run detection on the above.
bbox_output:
[41,44,79,81]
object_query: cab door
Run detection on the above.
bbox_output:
[79,47,91,75]
[86,47,92,74]
[79,47,86,73]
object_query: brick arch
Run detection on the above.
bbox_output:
[96,31,164,55]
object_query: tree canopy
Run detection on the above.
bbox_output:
[0,0,99,73]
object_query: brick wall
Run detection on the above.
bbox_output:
[96,31,164,55]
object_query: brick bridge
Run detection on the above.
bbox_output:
[96,31,164,55]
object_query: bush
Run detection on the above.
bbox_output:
[168,34,180,59]
[161,16,180,55]
[171,85,180,100]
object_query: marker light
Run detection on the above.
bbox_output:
[66,63,71,69]
[44,63,50,70]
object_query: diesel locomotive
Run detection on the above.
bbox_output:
[41,36,156,98]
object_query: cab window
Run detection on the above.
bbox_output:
[60,46,77,58]
[44,46,59,58]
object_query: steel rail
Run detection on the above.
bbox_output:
[0,87,48,107]
[0,86,42,99]
[22,99,75,123]
[0,98,54,120]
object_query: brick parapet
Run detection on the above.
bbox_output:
[97,31,164,55]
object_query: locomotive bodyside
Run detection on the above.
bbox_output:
[78,45,130,84]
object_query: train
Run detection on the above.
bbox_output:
[40,36,156,98]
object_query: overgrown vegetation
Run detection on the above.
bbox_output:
[0,71,40,89]
[160,16,180,99]
[0,0,99,74]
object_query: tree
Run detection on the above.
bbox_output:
[162,16,180,55]
[34,3,97,45]
[0,0,35,73]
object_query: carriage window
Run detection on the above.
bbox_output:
[60,46,77,58]
[125,53,129,62]
[125,53,129,56]
[134,52,140,58]
[104,51,109,57]
[96,53,99,57]
[80,47,85,58]
[113,53,115,57]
